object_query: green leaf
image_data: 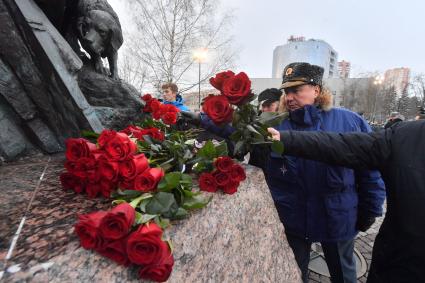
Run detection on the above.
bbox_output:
[81,130,100,142]
[157,179,168,190]
[116,190,143,198]
[165,172,182,188]
[111,199,127,206]
[197,140,216,159]
[229,130,242,142]
[135,211,143,224]
[180,174,193,190]
[182,193,212,210]
[154,217,171,229]
[257,112,289,127]
[234,140,246,156]
[232,111,242,125]
[139,198,151,213]
[145,192,179,218]
[271,140,284,155]
[173,207,189,219]
[215,141,228,156]
[139,213,157,224]
[142,135,155,145]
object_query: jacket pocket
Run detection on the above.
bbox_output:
[326,165,355,190]
[324,192,358,238]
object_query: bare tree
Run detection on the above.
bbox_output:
[411,73,425,108]
[118,44,148,93]
[122,0,237,93]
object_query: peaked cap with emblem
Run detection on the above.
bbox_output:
[280,62,324,89]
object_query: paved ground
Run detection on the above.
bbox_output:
[308,211,385,283]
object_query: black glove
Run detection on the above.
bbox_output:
[180,111,201,126]
[356,215,376,232]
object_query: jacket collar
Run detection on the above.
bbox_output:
[163,94,185,107]
[289,104,321,127]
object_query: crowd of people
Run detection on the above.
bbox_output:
[155,62,424,283]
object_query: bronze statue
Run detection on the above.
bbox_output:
[76,0,123,79]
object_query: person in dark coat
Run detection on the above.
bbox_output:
[257,88,282,113]
[248,88,283,172]
[268,120,425,283]
[384,112,404,129]
[415,106,425,120]
[266,63,385,283]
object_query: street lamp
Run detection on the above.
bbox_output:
[193,48,208,110]
[371,75,384,123]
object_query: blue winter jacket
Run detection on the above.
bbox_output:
[162,94,190,111]
[200,105,386,242]
[268,105,385,242]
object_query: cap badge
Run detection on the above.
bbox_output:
[285,68,293,76]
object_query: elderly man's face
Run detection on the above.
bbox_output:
[261,101,279,113]
[284,84,320,111]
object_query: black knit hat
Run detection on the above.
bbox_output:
[280,62,324,89]
[258,88,282,105]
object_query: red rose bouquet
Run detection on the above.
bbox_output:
[62,76,251,282]
[206,71,288,156]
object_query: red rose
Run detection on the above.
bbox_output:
[74,211,107,250]
[142,127,165,141]
[98,240,130,266]
[60,172,85,193]
[138,254,174,282]
[214,156,234,172]
[222,180,239,195]
[198,172,217,192]
[119,179,134,191]
[221,72,252,105]
[98,130,117,148]
[66,157,98,180]
[126,223,169,265]
[161,112,178,125]
[98,157,119,182]
[160,104,180,113]
[150,100,162,114]
[86,182,102,198]
[144,97,160,113]
[101,132,137,161]
[120,125,144,140]
[99,203,135,240]
[142,94,153,102]
[65,138,97,161]
[209,70,235,91]
[98,179,115,198]
[202,95,234,125]
[133,167,164,192]
[119,154,149,180]
[230,164,246,182]
[212,170,230,186]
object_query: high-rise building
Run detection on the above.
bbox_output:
[384,67,410,97]
[272,36,338,79]
[338,60,351,78]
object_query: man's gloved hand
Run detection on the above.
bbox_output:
[356,214,376,232]
[180,111,201,126]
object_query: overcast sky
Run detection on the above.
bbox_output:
[110,0,425,78]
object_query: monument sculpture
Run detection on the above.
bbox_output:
[0,0,143,162]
